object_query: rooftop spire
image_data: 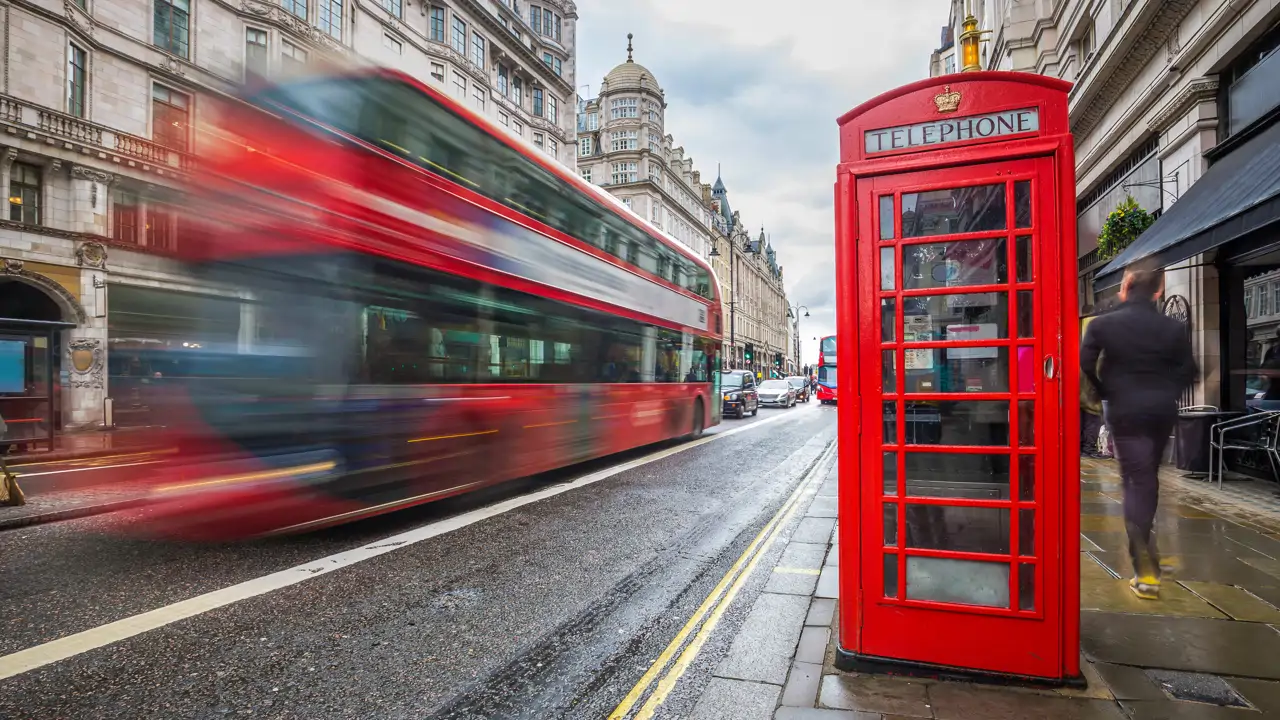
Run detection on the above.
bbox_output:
[626,33,634,62]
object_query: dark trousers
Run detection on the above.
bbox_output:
[1081,411,1102,455]
[1111,418,1173,580]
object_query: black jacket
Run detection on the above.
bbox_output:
[1080,299,1196,428]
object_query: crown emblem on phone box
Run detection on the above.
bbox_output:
[934,86,961,113]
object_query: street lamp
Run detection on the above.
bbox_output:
[788,304,809,374]
[710,225,755,370]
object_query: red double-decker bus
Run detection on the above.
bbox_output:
[125,67,723,540]
[816,335,837,403]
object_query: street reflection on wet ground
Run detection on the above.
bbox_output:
[1078,457,1280,715]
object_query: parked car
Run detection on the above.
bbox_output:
[758,379,797,408]
[785,375,810,402]
[720,370,759,419]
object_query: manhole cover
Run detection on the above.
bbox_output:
[1145,669,1251,708]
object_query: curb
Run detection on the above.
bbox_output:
[8,446,170,466]
[0,497,147,532]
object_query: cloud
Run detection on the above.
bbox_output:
[575,0,947,363]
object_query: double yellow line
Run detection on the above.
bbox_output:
[609,441,836,720]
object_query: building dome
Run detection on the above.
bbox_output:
[603,34,661,92]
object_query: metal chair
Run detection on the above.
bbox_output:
[1208,410,1280,489]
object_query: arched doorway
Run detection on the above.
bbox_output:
[1,272,80,451]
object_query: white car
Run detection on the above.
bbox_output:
[757,379,797,408]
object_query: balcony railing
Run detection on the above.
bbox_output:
[1,93,193,172]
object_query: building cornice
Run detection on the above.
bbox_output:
[1148,77,1219,132]
[1068,0,1198,140]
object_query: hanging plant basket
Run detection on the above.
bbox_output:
[1097,195,1155,259]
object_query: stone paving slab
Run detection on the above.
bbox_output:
[791,517,837,544]
[926,684,1126,719]
[766,568,822,596]
[1230,676,1280,713]
[780,662,824,708]
[1180,580,1280,623]
[815,566,838,599]
[690,677,782,720]
[805,598,836,628]
[818,675,933,717]
[1081,611,1280,680]
[716,592,811,685]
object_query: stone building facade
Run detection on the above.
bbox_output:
[928,0,1280,410]
[575,36,793,376]
[0,0,578,445]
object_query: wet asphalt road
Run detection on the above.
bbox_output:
[0,403,837,719]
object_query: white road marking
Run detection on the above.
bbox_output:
[0,404,818,681]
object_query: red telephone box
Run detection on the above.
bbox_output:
[834,72,1081,684]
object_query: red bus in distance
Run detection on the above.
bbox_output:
[119,67,723,540]
[816,335,837,404]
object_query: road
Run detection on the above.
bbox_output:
[0,402,836,720]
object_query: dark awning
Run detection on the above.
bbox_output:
[1094,120,1280,290]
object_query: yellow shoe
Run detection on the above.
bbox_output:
[1129,576,1160,600]
[1159,557,1179,577]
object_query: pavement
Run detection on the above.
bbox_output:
[717,456,1280,720]
[3,404,1280,719]
[0,448,173,530]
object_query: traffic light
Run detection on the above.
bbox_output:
[744,344,754,364]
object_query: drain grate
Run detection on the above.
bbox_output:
[1145,669,1252,708]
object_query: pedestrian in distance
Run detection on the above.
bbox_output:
[1080,264,1196,600]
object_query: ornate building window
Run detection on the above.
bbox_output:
[284,0,306,19]
[245,29,268,77]
[451,17,467,54]
[67,44,88,118]
[112,188,139,244]
[533,88,544,116]
[282,40,307,71]
[429,7,446,42]
[546,94,557,123]
[8,163,41,225]
[497,64,509,96]
[610,97,638,119]
[610,130,637,151]
[578,136,592,156]
[381,0,401,18]
[318,0,342,40]
[472,33,486,70]
[152,83,190,152]
[612,162,638,184]
[153,0,190,58]
[587,112,599,131]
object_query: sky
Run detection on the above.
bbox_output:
[575,0,949,366]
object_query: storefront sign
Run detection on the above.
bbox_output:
[865,108,1039,154]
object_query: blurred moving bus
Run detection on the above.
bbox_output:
[129,67,723,540]
[816,335,837,403]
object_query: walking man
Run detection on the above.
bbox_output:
[1081,265,1196,599]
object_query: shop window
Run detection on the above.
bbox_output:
[8,162,41,225]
